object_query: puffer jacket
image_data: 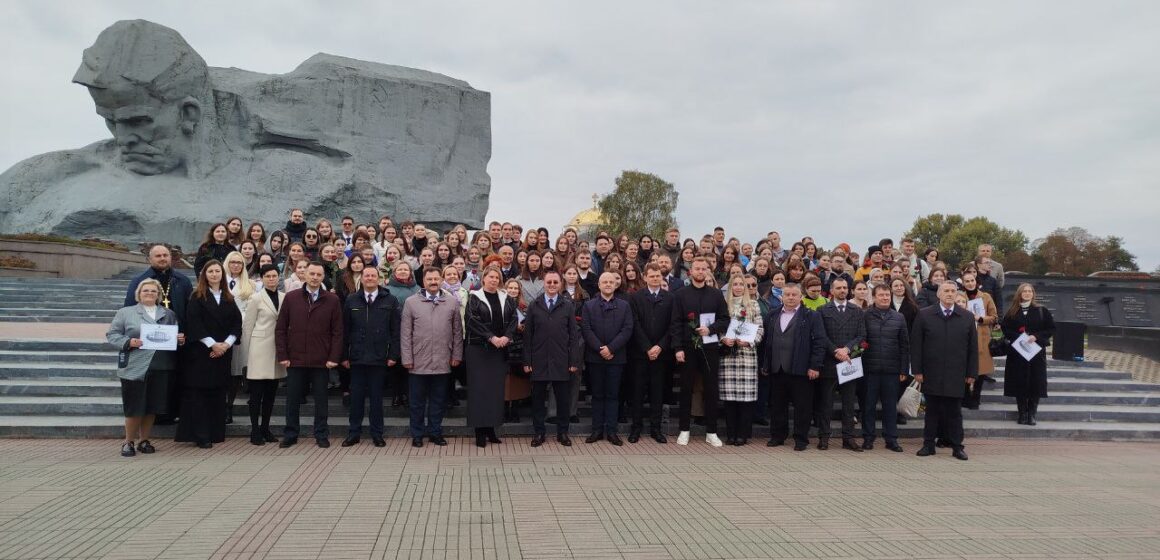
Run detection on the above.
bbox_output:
[862,305,910,375]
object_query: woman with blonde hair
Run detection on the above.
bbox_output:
[1001,283,1056,425]
[223,251,256,424]
[719,274,764,446]
[107,278,185,457]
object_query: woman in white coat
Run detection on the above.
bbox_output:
[242,264,287,445]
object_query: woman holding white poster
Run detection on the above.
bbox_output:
[1001,283,1056,426]
[106,278,184,457]
[719,274,764,446]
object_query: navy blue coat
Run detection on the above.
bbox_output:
[580,296,634,365]
[758,305,826,377]
[125,268,193,327]
[342,289,401,366]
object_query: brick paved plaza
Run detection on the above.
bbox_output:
[0,438,1158,560]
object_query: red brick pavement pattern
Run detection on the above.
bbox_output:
[0,438,1157,559]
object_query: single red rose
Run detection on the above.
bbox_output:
[860,341,869,349]
[740,309,747,317]
[575,316,583,322]
[687,312,695,320]
[1018,326,1026,333]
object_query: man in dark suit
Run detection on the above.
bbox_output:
[523,270,583,447]
[275,262,344,448]
[580,272,635,446]
[125,243,193,425]
[340,267,400,448]
[817,278,865,452]
[628,264,674,443]
[911,281,978,460]
[656,254,684,293]
[759,283,826,451]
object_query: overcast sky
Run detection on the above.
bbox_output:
[3,1,1158,269]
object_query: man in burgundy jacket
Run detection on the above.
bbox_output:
[276,262,344,448]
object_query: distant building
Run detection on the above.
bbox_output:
[563,194,604,242]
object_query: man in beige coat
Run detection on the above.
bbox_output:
[401,267,464,447]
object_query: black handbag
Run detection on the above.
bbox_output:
[988,337,1009,357]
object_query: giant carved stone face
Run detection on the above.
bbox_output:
[89,85,198,176]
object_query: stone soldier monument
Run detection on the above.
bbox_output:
[0,20,491,248]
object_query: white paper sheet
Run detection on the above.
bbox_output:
[699,313,719,344]
[1012,332,1042,361]
[837,356,864,385]
[726,319,758,344]
[140,324,178,351]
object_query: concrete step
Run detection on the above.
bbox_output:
[0,362,118,379]
[989,377,1157,393]
[0,350,117,364]
[0,339,111,352]
[2,415,1158,440]
[0,379,121,397]
[994,357,1104,369]
[0,316,116,324]
[980,391,1160,406]
[0,300,125,309]
[0,309,118,317]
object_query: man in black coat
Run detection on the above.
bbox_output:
[341,267,401,448]
[670,257,730,448]
[911,281,978,460]
[862,284,910,452]
[628,264,674,443]
[125,243,193,425]
[817,278,865,452]
[522,270,583,447]
[759,283,826,451]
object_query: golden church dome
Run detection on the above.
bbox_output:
[563,194,604,239]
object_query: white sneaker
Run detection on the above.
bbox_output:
[677,431,690,446]
[706,433,723,447]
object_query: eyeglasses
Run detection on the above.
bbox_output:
[305,235,318,239]
[746,283,758,288]
[544,280,561,285]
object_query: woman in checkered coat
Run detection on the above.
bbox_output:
[719,274,765,446]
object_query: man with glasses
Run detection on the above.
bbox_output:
[522,271,582,447]
[340,216,355,245]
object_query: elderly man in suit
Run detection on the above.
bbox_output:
[816,277,865,452]
[341,267,401,448]
[759,283,826,451]
[911,281,978,460]
[522,270,583,447]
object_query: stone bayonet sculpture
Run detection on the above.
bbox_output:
[0,20,490,248]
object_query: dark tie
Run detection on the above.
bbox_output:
[839,304,845,313]
[368,293,374,305]
[311,292,318,303]
[945,309,952,318]
[548,298,555,309]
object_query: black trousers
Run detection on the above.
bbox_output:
[247,379,278,430]
[769,372,813,445]
[722,401,753,440]
[813,376,858,440]
[532,379,573,435]
[284,367,329,440]
[678,348,720,432]
[348,364,387,438]
[630,354,669,431]
[923,395,964,451]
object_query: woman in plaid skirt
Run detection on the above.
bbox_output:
[720,274,765,446]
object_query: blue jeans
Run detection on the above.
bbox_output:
[586,362,623,435]
[348,364,387,438]
[409,373,449,438]
[862,373,900,444]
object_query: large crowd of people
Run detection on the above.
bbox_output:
[108,209,1056,460]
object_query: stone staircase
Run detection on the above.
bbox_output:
[0,271,1158,440]
[0,338,1157,439]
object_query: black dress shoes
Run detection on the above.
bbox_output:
[953,448,969,461]
[486,431,502,444]
[475,435,486,448]
[136,440,156,454]
[429,436,447,446]
[585,432,604,444]
[251,431,265,446]
[557,434,572,446]
[861,440,873,450]
[530,434,545,447]
[916,446,936,456]
[651,430,667,444]
[767,439,784,447]
[316,438,330,448]
[607,434,624,446]
[196,441,213,449]
[373,437,387,447]
[412,437,423,448]
[262,429,278,443]
[842,439,863,452]
[736,438,748,446]
[727,437,737,446]
[279,438,297,448]
[793,442,808,451]
[627,428,641,443]
[342,436,360,447]
[817,438,830,450]
[886,442,904,453]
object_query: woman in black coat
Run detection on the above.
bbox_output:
[193,223,234,277]
[464,266,519,447]
[177,260,243,448]
[1000,283,1056,426]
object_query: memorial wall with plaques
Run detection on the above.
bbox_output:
[1002,275,1159,327]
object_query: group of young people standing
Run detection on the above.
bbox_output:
[106,211,1055,459]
